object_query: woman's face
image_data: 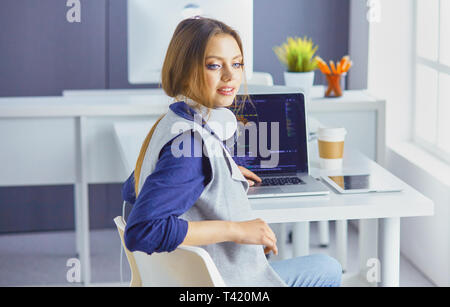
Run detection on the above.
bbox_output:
[204,34,244,108]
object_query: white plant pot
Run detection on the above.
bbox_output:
[284,71,315,99]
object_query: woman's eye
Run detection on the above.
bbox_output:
[206,63,244,70]
[206,64,221,70]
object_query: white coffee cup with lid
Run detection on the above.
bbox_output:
[317,127,347,169]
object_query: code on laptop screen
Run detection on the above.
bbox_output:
[228,94,308,175]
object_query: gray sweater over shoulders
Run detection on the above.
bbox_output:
[137,104,287,287]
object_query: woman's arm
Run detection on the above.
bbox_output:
[182,219,278,255]
[124,130,210,254]
[125,130,277,255]
[180,164,277,254]
[181,220,235,246]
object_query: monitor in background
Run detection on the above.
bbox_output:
[128,0,254,84]
[230,94,309,175]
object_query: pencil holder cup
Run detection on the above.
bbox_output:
[325,73,344,97]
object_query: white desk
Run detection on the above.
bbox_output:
[0,87,401,286]
[0,95,170,284]
[306,86,386,272]
[112,119,433,287]
[252,146,433,286]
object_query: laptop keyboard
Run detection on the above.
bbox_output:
[257,176,305,186]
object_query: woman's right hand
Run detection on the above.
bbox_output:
[232,219,278,255]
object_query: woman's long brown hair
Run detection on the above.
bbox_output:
[134,17,250,195]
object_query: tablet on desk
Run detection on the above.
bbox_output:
[321,174,403,194]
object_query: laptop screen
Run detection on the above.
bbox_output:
[228,93,308,175]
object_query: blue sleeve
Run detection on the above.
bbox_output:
[124,130,211,254]
[122,172,136,205]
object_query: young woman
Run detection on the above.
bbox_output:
[122,17,342,287]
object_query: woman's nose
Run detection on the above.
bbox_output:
[221,66,234,82]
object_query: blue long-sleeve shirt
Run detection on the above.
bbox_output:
[123,102,213,254]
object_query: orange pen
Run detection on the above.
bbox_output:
[329,61,337,74]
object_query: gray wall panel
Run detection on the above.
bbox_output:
[254,0,350,86]
[108,0,350,88]
[348,0,369,89]
[0,184,123,233]
[0,0,107,97]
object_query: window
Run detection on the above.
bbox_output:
[414,0,450,163]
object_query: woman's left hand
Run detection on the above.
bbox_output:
[237,166,262,187]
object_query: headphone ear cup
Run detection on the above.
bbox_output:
[205,107,238,141]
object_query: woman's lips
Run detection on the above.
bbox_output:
[217,87,235,96]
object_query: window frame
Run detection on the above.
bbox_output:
[413,0,450,165]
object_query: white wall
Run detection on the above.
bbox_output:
[367,0,414,145]
[367,0,450,286]
[386,146,450,286]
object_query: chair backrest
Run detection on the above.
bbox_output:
[113,216,226,287]
[247,72,274,86]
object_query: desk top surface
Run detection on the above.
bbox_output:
[112,120,433,222]
[251,147,434,222]
[0,86,383,118]
[0,95,172,117]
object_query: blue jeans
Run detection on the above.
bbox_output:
[270,254,342,287]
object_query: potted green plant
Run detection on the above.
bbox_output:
[273,36,319,98]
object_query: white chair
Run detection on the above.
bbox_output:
[113,216,226,287]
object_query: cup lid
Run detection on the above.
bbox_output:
[318,127,347,137]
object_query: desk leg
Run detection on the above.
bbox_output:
[75,117,91,285]
[359,219,378,285]
[378,217,400,287]
[74,182,90,285]
[293,222,309,257]
[335,220,347,272]
[74,186,82,259]
[318,221,329,247]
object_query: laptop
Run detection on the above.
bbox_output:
[230,92,330,199]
